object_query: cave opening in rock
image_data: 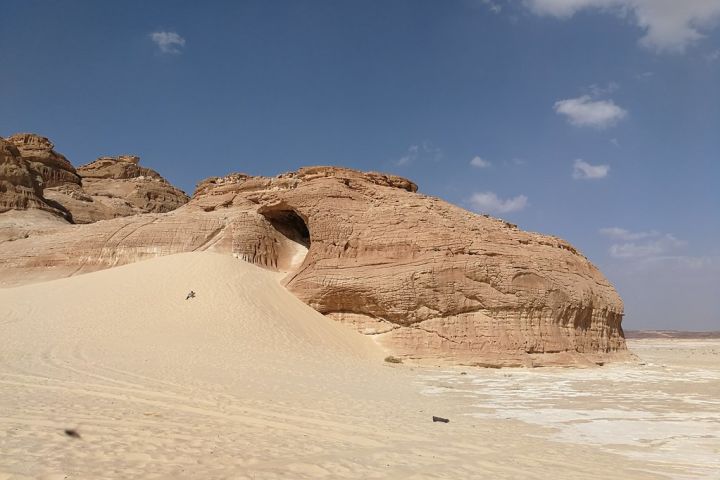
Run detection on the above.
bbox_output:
[261,209,310,248]
[259,207,310,273]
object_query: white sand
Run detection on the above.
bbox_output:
[0,252,714,479]
[420,340,720,479]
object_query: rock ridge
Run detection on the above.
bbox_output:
[0,133,189,224]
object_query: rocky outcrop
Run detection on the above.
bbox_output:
[46,155,189,223]
[0,165,628,366]
[7,133,81,189]
[77,155,162,180]
[0,133,189,224]
[0,138,52,213]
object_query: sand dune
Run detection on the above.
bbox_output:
[0,253,711,479]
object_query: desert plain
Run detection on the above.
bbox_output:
[3,0,720,477]
[0,252,717,480]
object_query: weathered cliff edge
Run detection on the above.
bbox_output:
[1,137,629,365]
[1,134,189,225]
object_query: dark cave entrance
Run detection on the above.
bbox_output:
[260,209,310,248]
[258,207,311,273]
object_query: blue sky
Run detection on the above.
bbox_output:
[2,0,719,330]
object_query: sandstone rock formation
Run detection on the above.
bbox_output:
[7,133,81,189]
[0,137,52,213]
[0,133,189,224]
[0,164,628,366]
[46,155,189,223]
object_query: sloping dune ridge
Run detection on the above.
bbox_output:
[0,252,681,479]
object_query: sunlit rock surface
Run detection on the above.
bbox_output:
[0,158,627,366]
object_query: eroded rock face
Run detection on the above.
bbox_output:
[1,134,188,224]
[48,155,190,223]
[0,165,627,366]
[77,155,160,179]
[7,133,81,188]
[0,138,51,213]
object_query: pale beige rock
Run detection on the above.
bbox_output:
[56,155,190,223]
[0,209,70,244]
[0,165,628,366]
[77,155,160,180]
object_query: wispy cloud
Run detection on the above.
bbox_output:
[600,227,659,241]
[509,158,527,166]
[150,31,186,54]
[470,156,492,168]
[600,227,686,259]
[706,49,720,63]
[610,235,686,259]
[572,159,609,180]
[480,0,503,14]
[610,138,621,147]
[554,95,627,129]
[587,81,619,97]
[395,142,443,166]
[469,191,528,214]
[523,0,720,53]
[600,226,719,329]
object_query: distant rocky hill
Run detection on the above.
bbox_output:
[0,133,630,366]
[1,134,188,224]
[625,330,720,339]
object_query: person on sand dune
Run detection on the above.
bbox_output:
[186,291,195,300]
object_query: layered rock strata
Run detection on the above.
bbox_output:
[0,165,628,366]
[0,138,53,213]
[48,155,189,223]
[0,133,189,224]
[7,133,81,189]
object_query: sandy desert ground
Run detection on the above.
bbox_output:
[1,252,718,479]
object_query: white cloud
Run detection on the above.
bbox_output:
[610,137,621,147]
[395,143,443,166]
[706,49,720,62]
[604,253,720,330]
[470,156,492,168]
[481,0,503,14]
[600,227,660,241]
[609,233,686,258]
[572,159,609,179]
[523,0,720,53]
[469,192,528,214]
[150,31,186,54]
[588,81,619,96]
[600,227,687,259]
[554,95,627,129]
